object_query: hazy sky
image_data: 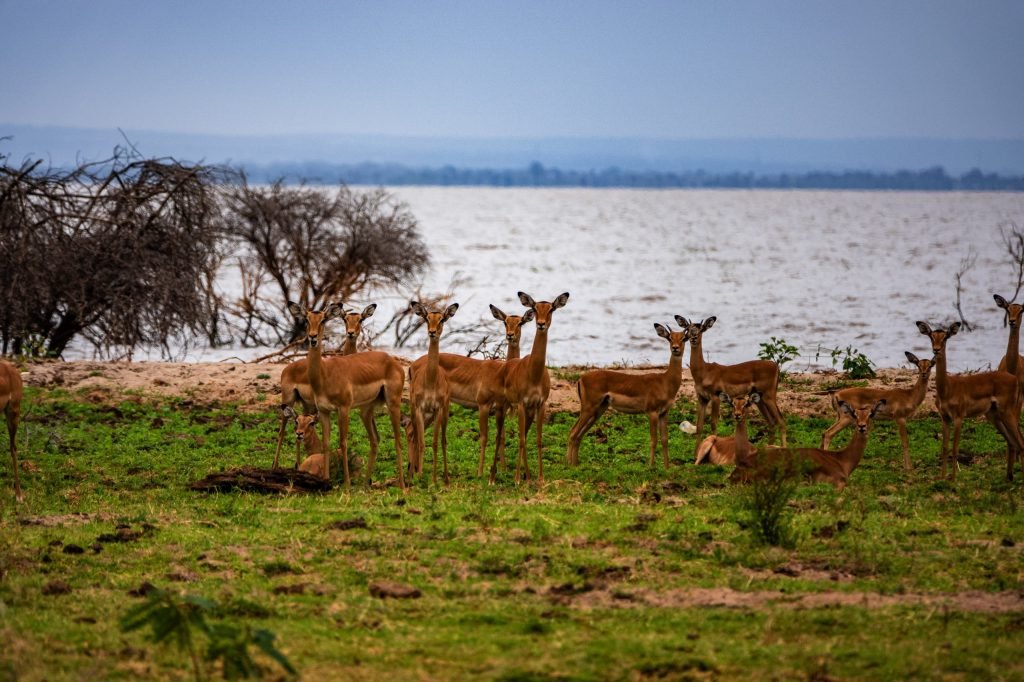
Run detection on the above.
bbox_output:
[2,0,1023,140]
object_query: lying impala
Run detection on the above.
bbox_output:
[695,389,760,466]
[281,406,334,479]
[566,322,686,468]
[731,399,886,490]
[820,351,934,471]
[675,316,787,451]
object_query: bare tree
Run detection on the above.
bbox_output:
[222,179,430,346]
[0,143,231,357]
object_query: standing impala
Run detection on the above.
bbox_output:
[288,301,406,489]
[675,316,786,449]
[273,304,377,469]
[408,303,535,479]
[995,293,1023,383]
[917,321,1024,481]
[1,361,23,502]
[407,301,459,485]
[566,323,686,468]
[502,291,570,484]
[820,351,934,471]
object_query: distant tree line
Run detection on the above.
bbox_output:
[244,161,1024,191]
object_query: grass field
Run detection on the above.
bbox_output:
[1,384,1023,680]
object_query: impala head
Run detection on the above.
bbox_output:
[839,399,885,434]
[915,320,960,358]
[287,301,343,348]
[904,351,935,377]
[490,304,535,346]
[719,388,760,418]
[518,291,569,332]
[654,323,687,357]
[994,294,1024,329]
[411,301,460,339]
[282,405,318,442]
[674,315,716,346]
[343,303,377,343]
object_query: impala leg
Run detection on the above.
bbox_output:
[431,410,440,486]
[693,396,710,451]
[820,414,853,451]
[566,400,606,467]
[7,404,22,502]
[647,412,659,467]
[896,418,912,471]
[388,397,406,490]
[441,403,451,486]
[320,410,333,482]
[414,408,426,481]
[709,397,721,435]
[535,402,546,484]
[495,404,508,472]
[939,417,951,480]
[659,411,669,468]
[765,397,787,447]
[477,404,490,477]
[338,407,351,490]
[273,413,288,469]
[359,404,378,474]
[950,418,963,480]
[517,404,533,484]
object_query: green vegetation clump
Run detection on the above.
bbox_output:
[1,388,1022,680]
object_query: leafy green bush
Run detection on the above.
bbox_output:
[817,344,877,379]
[757,337,800,375]
[743,461,799,548]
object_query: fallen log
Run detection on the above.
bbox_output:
[190,466,334,494]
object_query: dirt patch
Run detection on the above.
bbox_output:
[568,586,1024,614]
[21,359,923,419]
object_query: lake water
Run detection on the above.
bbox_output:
[383,187,1024,371]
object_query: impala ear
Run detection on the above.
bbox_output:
[718,391,731,404]
[410,301,427,319]
[281,405,297,421]
[871,399,886,417]
[674,315,689,328]
[286,301,306,319]
[361,303,377,319]
[324,302,344,320]
[521,309,536,323]
[443,303,460,321]
[654,323,671,340]
[749,390,761,404]
[701,317,716,331]
[948,321,961,336]
[905,351,920,365]
[915,321,932,335]
[552,292,570,309]
[838,400,855,417]
[995,294,1009,309]
[490,304,506,321]
[518,292,536,308]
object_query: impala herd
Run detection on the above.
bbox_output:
[2,292,1024,501]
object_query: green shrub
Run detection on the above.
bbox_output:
[757,337,800,376]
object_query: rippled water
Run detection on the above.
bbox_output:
[388,187,1024,371]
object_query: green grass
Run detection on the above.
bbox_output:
[1,387,1023,680]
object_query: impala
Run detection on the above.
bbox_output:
[1,361,23,501]
[407,301,459,485]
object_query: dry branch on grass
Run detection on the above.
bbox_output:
[189,466,333,494]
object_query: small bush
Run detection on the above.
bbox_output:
[743,461,799,548]
[757,337,800,376]
[817,344,877,379]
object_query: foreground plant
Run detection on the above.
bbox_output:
[120,587,295,680]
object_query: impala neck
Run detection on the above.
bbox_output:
[910,367,931,407]
[934,349,949,401]
[304,429,323,456]
[342,336,358,355]
[527,325,549,382]
[307,339,326,396]
[426,333,441,386]
[666,348,683,389]
[688,335,706,383]
[836,429,869,476]
[508,338,521,361]
[1006,323,1020,375]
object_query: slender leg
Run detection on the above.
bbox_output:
[950,419,963,480]
[709,397,721,435]
[388,400,406,490]
[320,411,333,482]
[647,412,659,467]
[693,395,710,451]
[431,409,440,486]
[414,407,426,480]
[939,417,950,480]
[517,404,533,483]
[659,412,669,468]
[766,395,787,447]
[535,402,546,484]
[821,415,853,450]
[477,404,490,477]
[359,405,378,474]
[7,405,22,502]
[567,400,605,466]
[273,413,288,469]
[338,407,351,490]
[441,403,450,486]
[896,418,912,471]
[495,404,508,471]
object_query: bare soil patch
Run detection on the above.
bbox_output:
[22,359,923,419]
